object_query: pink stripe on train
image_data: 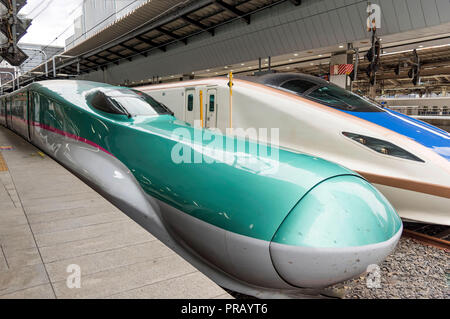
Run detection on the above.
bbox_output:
[32,121,115,157]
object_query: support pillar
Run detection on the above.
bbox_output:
[369,84,377,99]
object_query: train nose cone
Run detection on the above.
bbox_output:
[270,175,402,288]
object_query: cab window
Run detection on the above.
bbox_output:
[307,85,384,112]
[280,79,317,95]
[90,91,125,115]
[89,89,173,117]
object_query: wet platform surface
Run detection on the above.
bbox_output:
[0,126,231,299]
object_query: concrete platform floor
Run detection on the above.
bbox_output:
[0,126,232,299]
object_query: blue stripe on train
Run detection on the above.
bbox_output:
[342,109,450,161]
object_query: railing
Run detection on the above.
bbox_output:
[385,106,450,116]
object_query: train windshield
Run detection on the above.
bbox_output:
[279,79,317,95]
[106,89,173,116]
[306,85,384,112]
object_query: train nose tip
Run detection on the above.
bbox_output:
[269,175,403,288]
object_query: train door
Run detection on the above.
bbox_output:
[205,89,217,129]
[185,89,195,125]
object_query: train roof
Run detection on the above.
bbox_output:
[2,80,120,111]
[238,73,330,88]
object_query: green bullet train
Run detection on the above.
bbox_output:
[0,80,402,298]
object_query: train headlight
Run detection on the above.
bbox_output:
[342,132,424,162]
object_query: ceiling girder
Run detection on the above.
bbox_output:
[214,0,250,24]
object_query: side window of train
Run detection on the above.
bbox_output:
[40,95,50,126]
[33,93,40,123]
[48,101,61,130]
[13,95,19,117]
[280,79,317,95]
[209,94,215,112]
[20,94,25,118]
[54,101,65,131]
[187,94,194,111]
[20,93,26,119]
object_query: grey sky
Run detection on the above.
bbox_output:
[19,0,83,48]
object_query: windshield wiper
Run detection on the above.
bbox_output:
[109,98,132,118]
[161,102,174,116]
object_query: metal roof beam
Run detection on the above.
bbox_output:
[156,27,188,45]
[79,61,91,67]
[120,43,148,57]
[182,15,214,36]
[135,35,166,52]
[214,0,250,24]
[52,0,289,75]
[106,49,133,61]
[93,54,119,65]
[71,0,223,63]
[289,0,301,5]
[85,57,105,66]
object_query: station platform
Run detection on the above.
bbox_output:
[0,126,232,299]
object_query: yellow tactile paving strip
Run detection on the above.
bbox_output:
[0,152,8,171]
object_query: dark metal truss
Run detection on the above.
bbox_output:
[4,0,299,90]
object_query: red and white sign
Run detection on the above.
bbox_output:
[330,64,354,75]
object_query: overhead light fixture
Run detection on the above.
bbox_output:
[339,45,344,48]
[206,69,210,72]
[224,66,228,69]
[241,63,245,66]
[289,59,293,62]
[318,54,322,57]
[294,53,298,56]
[418,45,423,48]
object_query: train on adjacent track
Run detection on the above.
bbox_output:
[0,80,402,298]
[139,73,450,226]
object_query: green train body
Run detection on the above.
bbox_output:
[0,80,402,297]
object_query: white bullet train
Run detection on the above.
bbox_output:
[138,73,450,226]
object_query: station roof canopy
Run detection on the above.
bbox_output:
[10,0,300,88]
